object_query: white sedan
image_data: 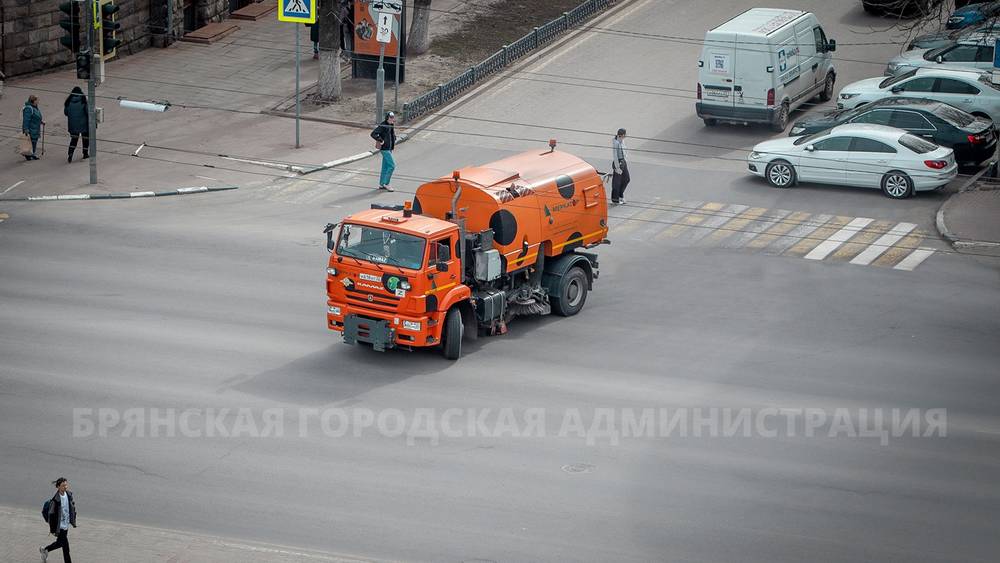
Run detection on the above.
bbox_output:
[836,67,1000,121]
[747,124,957,199]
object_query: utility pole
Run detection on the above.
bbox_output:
[85,0,98,184]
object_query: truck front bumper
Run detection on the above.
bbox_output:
[328,303,441,350]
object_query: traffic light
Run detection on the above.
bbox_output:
[58,1,81,53]
[99,0,121,59]
[76,49,92,80]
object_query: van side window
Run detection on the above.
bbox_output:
[813,27,827,53]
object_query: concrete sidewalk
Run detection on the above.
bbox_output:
[937,180,1000,257]
[0,0,475,199]
[0,505,380,563]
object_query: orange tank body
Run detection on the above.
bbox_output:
[413,149,609,273]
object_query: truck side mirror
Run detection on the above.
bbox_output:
[826,39,836,52]
[323,223,338,253]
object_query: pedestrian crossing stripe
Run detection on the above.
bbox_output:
[608,200,936,271]
[278,0,316,23]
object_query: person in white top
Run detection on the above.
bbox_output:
[611,128,631,204]
[40,477,76,562]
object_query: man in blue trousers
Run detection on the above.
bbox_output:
[371,111,397,192]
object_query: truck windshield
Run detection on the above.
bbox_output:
[337,223,426,270]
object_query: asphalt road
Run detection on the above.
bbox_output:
[2,1,1000,562]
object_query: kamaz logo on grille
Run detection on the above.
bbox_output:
[367,294,375,302]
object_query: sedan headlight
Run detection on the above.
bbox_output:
[749,151,763,160]
[839,93,860,100]
[326,267,337,276]
[402,320,421,331]
[789,125,806,135]
[328,306,342,316]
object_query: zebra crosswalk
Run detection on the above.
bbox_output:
[611,200,938,271]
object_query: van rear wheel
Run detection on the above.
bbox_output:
[771,102,789,132]
[819,73,835,102]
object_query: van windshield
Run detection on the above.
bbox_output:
[879,69,918,89]
[336,223,426,270]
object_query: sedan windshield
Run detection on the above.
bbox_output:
[336,223,426,270]
[879,69,918,89]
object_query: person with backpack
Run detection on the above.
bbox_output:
[64,87,89,163]
[371,111,397,192]
[40,477,76,562]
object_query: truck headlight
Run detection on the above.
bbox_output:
[840,93,860,100]
[328,306,341,316]
[327,267,337,276]
[400,281,411,290]
[402,320,421,331]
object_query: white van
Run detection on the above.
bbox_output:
[697,8,837,132]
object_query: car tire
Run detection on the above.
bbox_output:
[703,118,718,127]
[765,160,796,188]
[819,73,835,102]
[771,102,790,132]
[441,308,462,360]
[551,267,589,317]
[881,171,914,199]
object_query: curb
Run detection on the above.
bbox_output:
[936,165,994,248]
[300,134,411,175]
[0,186,237,202]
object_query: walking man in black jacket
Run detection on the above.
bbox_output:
[372,111,397,192]
[40,477,76,562]
[64,87,89,163]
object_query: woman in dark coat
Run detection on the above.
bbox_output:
[21,95,43,160]
[64,86,89,162]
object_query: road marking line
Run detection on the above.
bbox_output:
[804,217,873,261]
[615,206,664,236]
[830,219,895,262]
[745,210,811,250]
[2,180,25,195]
[893,247,936,271]
[701,206,767,245]
[850,222,918,266]
[632,199,703,240]
[655,202,725,240]
[607,202,648,227]
[687,204,749,243]
[871,231,925,268]
[771,213,836,255]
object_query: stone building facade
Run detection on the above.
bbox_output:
[1,0,245,78]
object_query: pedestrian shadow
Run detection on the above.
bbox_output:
[219,340,476,406]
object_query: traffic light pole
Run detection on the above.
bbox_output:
[85,0,97,184]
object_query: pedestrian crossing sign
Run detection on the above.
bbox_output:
[279,0,316,23]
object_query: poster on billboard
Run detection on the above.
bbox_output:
[355,0,400,57]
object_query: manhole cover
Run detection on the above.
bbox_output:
[561,463,595,474]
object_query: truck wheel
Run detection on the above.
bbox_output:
[441,308,463,360]
[552,267,588,317]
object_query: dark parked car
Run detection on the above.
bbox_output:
[789,97,996,166]
[908,22,1000,50]
[947,0,1000,29]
